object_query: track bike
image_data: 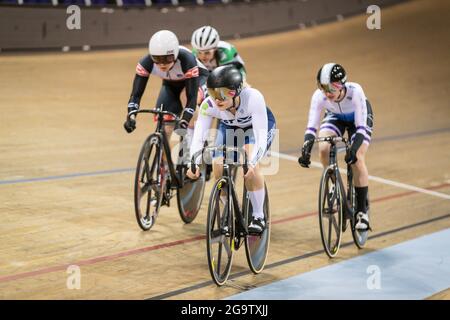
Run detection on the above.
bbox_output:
[191,145,271,286]
[128,106,207,231]
[313,136,371,258]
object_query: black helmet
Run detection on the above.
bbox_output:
[316,63,347,86]
[207,65,243,96]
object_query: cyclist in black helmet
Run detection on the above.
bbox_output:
[298,63,374,231]
[187,65,277,234]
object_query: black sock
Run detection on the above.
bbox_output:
[355,186,368,213]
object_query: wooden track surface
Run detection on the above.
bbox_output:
[0,0,449,299]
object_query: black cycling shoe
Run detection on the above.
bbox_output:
[205,164,213,182]
[248,217,266,235]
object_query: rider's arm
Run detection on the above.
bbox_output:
[128,55,153,105]
[248,90,269,167]
[190,99,215,164]
[305,89,324,138]
[352,84,370,151]
[302,90,324,151]
[180,50,200,123]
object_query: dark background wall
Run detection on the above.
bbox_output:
[0,0,406,51]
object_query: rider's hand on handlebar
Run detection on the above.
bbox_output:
[176,108,194,130]
[298,138,313,168]
[176,119,189,130]
[186,166,200,180]
[298,152,311,168]
[124,116,136,133]
[345,148,358,164]
[124,102,139,133]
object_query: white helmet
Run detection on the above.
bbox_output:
[149,30,179,59]
[191,26,220,51]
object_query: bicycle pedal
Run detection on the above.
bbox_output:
[221,225,231,235]
[324,208,337,215]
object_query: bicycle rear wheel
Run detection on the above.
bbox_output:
[318,168,343,258]
[176,164,207,224]
[206,177,234,286]
[134,135,164,231]
[244,183,271,274]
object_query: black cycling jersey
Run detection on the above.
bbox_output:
[128,47,208,119]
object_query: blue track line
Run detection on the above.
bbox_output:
[0,168,134,185]
[1,127,449,186]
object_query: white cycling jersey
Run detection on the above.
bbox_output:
[191,87,269,165]
[305,82,370,138]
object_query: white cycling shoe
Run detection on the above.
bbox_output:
[355,211,370,231]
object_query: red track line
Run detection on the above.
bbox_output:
[0,183,449,284]
[371,183,450,203]
[0,235,205,283]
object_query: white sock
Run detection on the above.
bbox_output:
[248,188,265,220]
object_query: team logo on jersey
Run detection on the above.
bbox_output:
[136,63,150,77]
[237,115,252,123]
[200,101,210,116]
[184,66,199,78]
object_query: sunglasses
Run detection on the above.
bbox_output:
[207,87,237,101]
[151,55,175,65]
[318,82,343,93]
[198,49,215,55]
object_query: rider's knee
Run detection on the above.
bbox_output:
[319,146,329,162]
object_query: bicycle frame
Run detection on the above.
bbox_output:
[192,145,249,235]
[129,108,184,189]
[315,135,370,253]
[324,138,354,221]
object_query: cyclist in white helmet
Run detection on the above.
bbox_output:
[191,25,247,80]
[298,63,374,232]
[124,30,209,160]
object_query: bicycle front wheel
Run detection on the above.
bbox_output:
[244,183,271,274]
[318,168,343,258]
[206,177,234,286]
[134,135,163,231]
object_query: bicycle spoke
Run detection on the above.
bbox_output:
[140,182,152,196]
[222,238,232,256]
[331,214,339,234]
[145,191,151,218]
[210,232,224,244]
[214,198,221,230]
[217,242,223,276]
[328,215,332,249]
[322,183,329,213]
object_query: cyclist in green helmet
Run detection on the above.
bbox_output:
[191,25,247,81]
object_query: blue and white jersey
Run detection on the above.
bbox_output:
[191,87,271,165]
[305,82,370,138]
